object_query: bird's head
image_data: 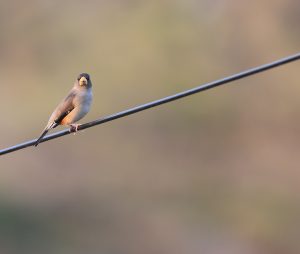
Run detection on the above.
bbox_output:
[77,73,92,88]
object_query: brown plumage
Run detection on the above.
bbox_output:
[34,73,93,146]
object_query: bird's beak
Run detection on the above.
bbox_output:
[79,76,88,86]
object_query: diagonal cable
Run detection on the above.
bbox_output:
[1,53,300,156]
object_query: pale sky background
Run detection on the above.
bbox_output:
[0,1,300,253]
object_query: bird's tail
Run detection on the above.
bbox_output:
[35,121,58,147]
[34,128,49,147]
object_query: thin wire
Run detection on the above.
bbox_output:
[1,53,300,156]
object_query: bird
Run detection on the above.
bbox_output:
[34,73,93,146]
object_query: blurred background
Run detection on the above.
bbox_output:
[0,0,300,253]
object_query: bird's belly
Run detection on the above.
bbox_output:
[77,104,90,119]
[61,93,92,125]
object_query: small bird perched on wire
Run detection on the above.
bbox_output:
[34,73,93,146]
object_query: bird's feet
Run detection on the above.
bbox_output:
[69,124,80,133]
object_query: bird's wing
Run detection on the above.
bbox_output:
[48,90,77,127]
[35,90,77,147]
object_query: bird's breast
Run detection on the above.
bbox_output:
[75,90,93,115]
[74,89,93,107]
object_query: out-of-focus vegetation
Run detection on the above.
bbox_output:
[0,0,300,253]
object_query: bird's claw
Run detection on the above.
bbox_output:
[69,124,80,133]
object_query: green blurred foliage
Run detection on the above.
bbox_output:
[0,0,300,253]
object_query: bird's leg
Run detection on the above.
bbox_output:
[69,124,80,133]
